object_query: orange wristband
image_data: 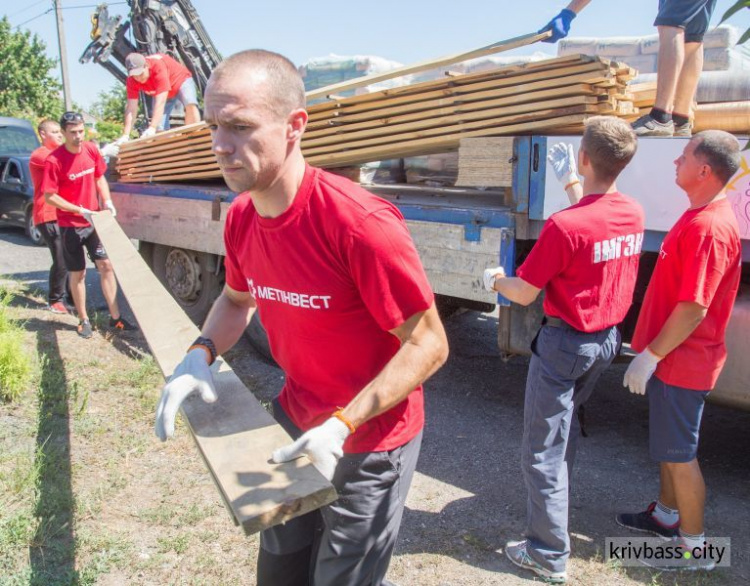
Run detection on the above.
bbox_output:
[564,179,581,190]
[333,409,356,434]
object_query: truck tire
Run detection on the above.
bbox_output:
[25,206,44,246]
[150,244,224,325]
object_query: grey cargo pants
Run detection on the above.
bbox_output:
[521,323,620,574]
[258,398,421,586]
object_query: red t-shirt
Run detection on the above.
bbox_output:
[30,145,57,225]
[632,198,741,390]
[126,54,192,100]
[40,142,107,228]
[224,165,434,453]
[516,192,645,332]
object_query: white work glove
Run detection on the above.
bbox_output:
[100,143,120,158]
[272,417,351,481]
[483,266,506,292]
[155,348,217,441]
[113,134,130,146]
[104,200,117,217]
[623,347,662,395]
[548,143,579,187]
[79,206,97,223]
[140,127,157,139]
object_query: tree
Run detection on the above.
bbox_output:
[0,17,62,120]
[90,85,128,142]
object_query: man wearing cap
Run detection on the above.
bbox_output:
[119,52,200,141]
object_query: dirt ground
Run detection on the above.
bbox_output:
[1,223,749,586]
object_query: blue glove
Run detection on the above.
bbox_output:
[540,9,576,43]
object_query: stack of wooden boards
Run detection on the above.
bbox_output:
[628,72,750,134]
[116,54,639,183]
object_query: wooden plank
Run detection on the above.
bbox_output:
[305,30,552,100]
[302,96,600,150]
[90,212,337,534]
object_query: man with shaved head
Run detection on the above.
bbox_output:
[619,130,741,571]
[154,49,449,585]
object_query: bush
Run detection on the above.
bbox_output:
[0,290,33,403]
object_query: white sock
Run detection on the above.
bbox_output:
[653,500,679,527]
[680,530,705,550]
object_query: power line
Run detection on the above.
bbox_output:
[7,0,50,20]
[12,2,128,30]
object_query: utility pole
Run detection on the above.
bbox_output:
[54,0,73,111]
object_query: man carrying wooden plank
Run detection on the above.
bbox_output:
[153,49,449,585]
[483,117,644,583]
[118,52,201,141]
[541,0,719,137]
[618,131,741,571]
[41,111,137,338]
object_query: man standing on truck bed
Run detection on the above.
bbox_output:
[483,117,644,583]
[41,111,136,338]
[618,130,741,571]
[541,0,719,137]
[153,49,449,586]
[119,52,201,141]
[29,119,70,315]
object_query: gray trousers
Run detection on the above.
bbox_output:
[258,399,421,586]
[521,324,620,573]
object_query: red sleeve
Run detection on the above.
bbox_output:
[90,144,107,177]
[149,60,170,95]
[223,203,250,292]
[347,208,433,331]
[515,217,574,288]
[40,156,60,195]
[677,231,734,308]
[126,76,140,100]
[29,151,46,189]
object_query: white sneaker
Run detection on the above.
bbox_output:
[505,540,567,583]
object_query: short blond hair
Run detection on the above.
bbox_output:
[209,49,305,119]
[581,116,637,183]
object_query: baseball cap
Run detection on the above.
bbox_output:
[125,53,148,76]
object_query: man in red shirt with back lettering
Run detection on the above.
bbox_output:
[484,116,644,583]
[617,130,741,571]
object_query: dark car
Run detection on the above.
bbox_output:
[0,117,42,245]
[0,155,43,245]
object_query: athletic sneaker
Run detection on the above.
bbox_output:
[616,501,680,539]
[77,319,93,339]
[631,114,674,137]
[673,121,693,137]
[505,540,567,583]
[109,316,138,331]
[48,301,70,315]
[639,537,716,572]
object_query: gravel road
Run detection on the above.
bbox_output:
[2,222,748,585]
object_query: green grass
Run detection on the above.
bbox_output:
[0,288,34,403]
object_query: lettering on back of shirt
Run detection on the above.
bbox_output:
[593,232,644,264]
[247,279,331,310]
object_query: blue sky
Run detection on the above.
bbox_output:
[2,0,744,109]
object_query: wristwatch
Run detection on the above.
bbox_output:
[189,336,217,365]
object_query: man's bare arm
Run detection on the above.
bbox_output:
[340,303,448,428]
[647,301,707,358]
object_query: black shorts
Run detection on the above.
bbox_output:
[61,226,108,272]
[654,0,718,43]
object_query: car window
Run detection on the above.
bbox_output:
[6,161,21,181]
[0,126,39,155]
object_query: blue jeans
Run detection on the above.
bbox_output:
[159,77,199,130]
[521,323,621,573]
